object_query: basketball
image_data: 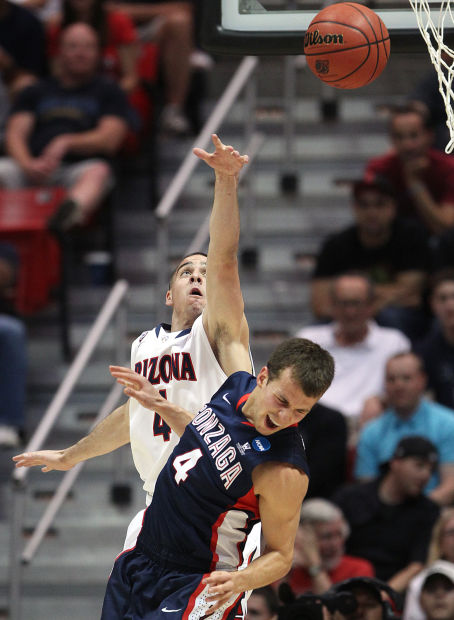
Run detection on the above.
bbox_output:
[303,2,390,89]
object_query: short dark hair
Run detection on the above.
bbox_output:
[429,268,454,297]
[267,338,335,398]
[168,252,207,289]
[389,101,432,131]
[251,586,279,615]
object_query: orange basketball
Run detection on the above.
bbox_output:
[303,2,390,89]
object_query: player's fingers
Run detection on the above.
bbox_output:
[109,364,129,371]
[109,366,136,378]
[193,147,210,160]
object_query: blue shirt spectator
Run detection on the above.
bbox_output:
[354,351,454,506]
[355,399,454,493]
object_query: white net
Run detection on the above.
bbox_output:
[408,0,454,153]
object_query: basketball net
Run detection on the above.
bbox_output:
[408,0,454,153]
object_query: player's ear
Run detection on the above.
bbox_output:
[256,366,269,387]
[165,289,173,307]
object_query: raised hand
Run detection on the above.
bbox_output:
[193,134,249,177]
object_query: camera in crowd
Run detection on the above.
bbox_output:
[278,577,402,620]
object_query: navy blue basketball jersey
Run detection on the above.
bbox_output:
[136,371,309,573]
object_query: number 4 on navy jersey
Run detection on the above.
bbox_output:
[153,389,171,441]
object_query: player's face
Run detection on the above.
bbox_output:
[391,112,432,160]
[244,366,319,436]
[166,255,207,324]
[431,281,454,330]
[420,575,454,620]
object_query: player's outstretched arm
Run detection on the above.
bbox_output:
[203,462,308,613]
[193,134,252,377]
[110,365,194,436]
[12,401,130,472]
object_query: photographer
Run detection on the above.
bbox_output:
[278,577,401,620]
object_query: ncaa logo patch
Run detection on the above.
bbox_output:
[252,437,271,452]
[316,60,329,74]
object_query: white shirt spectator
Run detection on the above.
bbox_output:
[296,320,410,418]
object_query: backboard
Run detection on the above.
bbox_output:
[200,0,454,54]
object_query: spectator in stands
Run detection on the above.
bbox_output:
[310,177,430,341]
[0,23,129,234]
[404,508,454,620]
[283,498,374,597]
[107,0,194,134]
[47,0,139,93]
[0,0,46,98]
[245,587,278,620]
[415,270,454,410]
[46,0,156,142]
[297,274,410,437]
[355,353,454,506]
[0,242,27,448]
[299,402,348,499]
[419,562,454,620]
[333,436,440,592]
[364,103,454,237]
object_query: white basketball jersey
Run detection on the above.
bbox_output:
[129,314,227,498]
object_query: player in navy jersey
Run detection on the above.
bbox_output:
[13,134,255,553]
[103,331,334,618]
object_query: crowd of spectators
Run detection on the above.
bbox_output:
[3,11,454,620]
[274,75,454,619]
[0,0,203,449]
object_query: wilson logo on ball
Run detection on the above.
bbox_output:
[304,30,344,47]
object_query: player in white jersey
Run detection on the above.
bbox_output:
[13,135,255,556]
[123,313,229,548]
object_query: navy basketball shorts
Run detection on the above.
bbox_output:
[101,548,246,620]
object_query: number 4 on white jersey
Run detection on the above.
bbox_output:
[173,449,203,484]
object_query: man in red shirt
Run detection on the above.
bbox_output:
[364,103,454,237]
[284,498,374,596]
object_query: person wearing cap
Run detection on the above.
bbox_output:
[333,577,401,620]
[355,352,454,506]
[364,102,454,238]
[419,561,454,620]
[404,509,454,620]
[298,274,410,436]
[310,176,430,341]
[333,435,440,593]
